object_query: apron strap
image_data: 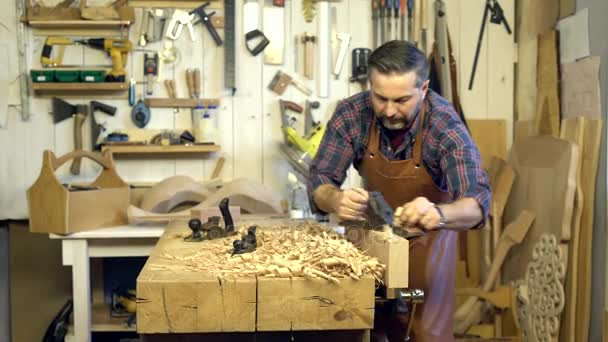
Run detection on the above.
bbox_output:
[366,117,380,155]
[413,101,427,167]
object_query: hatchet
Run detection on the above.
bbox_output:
[52,97,88,175]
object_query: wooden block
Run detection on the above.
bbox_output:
[346,228,409,289]
[257,276,374,331]
[467,119,507,160]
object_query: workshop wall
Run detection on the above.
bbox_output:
[0,0,514,220]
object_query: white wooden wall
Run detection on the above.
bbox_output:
[0,0,514,220]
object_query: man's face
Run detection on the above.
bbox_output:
[369,69,429,130]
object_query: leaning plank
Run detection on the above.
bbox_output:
[575,118,603,342]
[558,117,585,342]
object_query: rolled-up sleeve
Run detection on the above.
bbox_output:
[307,101,357,213]
[438,121,491,228]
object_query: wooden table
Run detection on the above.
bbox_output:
[137,220,376,341]
[50,224,166,342]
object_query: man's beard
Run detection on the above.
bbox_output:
[380,98,423,131]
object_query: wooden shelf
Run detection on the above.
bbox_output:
[24,6,135,36]
[102,144,221,155]
[144,98,221,108]
[91,303,135,332]
[32,82,129,98]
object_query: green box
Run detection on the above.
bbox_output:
[80,70,106,83]
[30,70,54,83]
[54,70,80,82]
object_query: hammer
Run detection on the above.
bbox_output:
[52,97,88,175]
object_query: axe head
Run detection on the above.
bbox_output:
[52,97,75,123]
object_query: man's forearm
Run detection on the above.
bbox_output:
[312,184,342,214]
[436,197,483,231]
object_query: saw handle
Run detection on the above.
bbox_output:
[70,113,87,175]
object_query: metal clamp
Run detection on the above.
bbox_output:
[398,288,425,341]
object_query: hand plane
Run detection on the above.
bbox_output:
[185,197,237,242]
[341,191,425,240]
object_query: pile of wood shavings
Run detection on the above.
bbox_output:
[155,222,386,284]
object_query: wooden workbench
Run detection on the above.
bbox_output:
[137,218,376,341]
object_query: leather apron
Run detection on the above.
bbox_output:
[358,105,457,342]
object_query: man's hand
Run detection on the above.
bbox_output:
[394,196,441,231]
[333,187,369,221]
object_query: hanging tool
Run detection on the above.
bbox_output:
[144,53,158,96]
[407,0,413,42]
[90,100,117,150]
[165,9,196,41]
[393,0,400,40]
[75,38,132,82]
[51,98,88,175]
[372,0,379,48]
[245,29,270,56]
[158,41,180,80]
[232,225,258,255]
[386,0,393,40]
[304,100,320,135]
[131,100,150,128]
[139,9,170,46]
[333,33,351,80]
[350,48,372,90]
[40,37,74,67]
[420,0,429,52]
[225,0,236,93]
[268,70,312,96]
[379,0,386,44]
[434,0,452,103]
[190,2,223,46]
[400,0,406,40]
[468,0,512,90]
[164,79,177,98]
[186,198,236,242]
[263,0,285,65]
[302,0,315,22]
[302,33,315,79]
[129,78,136,106]
[280,99,325,159]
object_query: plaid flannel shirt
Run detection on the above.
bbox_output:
[308,89,491,224]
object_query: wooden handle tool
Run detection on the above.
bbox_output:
[70,112,87,175]
[193,68,201,98]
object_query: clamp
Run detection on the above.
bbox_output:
[190,2,223,46]
[398,288,425,341]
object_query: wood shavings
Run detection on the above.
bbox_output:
[152,222,386,284]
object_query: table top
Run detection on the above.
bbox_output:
[49,223,167,240]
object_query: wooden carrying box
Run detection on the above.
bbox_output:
[27,150,130,234]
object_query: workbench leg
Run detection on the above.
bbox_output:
[361,329,371,342]
[72,239,91,342]
[0,220,10,342]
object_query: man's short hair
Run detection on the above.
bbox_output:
[368,40,429,87]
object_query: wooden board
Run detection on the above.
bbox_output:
[502,135,577,283]
[345,228,409,290]
[558,117,584,342]
[467,119,507,160]
[534,30,561,137]
[137,221,375,333]
[574,119,603,342]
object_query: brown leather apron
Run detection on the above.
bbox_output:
[358,105,457,342]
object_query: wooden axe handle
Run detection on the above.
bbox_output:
[70,113,86,175]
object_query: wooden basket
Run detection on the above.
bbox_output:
[27,150,130,234]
